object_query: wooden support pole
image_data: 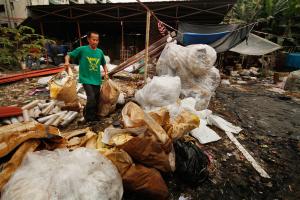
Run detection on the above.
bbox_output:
[39,21,49,65]
[121,21,124,62]
[39,21,44,36]
[77,21,82,46]
[144,10,151,81]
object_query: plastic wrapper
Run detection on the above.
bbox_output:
[156,42,220,110]
[165,110,199,140]
[98,79,120,117]
[174,139,209,185]
[148,108,199,140]
[135,76,181,110]
[122,102,169,144]
[1,148,123,200]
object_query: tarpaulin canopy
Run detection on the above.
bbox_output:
[177,22,255,53]
[230,33,282,55]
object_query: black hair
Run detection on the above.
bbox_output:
[87,31,99,38]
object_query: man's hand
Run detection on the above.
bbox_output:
[64,55,70,71]
[64,62,70,70]
[103,64,109,80]
[104,73,109,80]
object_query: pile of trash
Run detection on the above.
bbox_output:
[221,67,260,85]
[156,42,220,110]
[0,99,82,127]
[0,41,272,199]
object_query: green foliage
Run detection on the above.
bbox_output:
[225,0,300,47]
[0,26,54,70]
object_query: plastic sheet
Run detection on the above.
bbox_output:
[135,76,181,111]
[1,148,123,200]
[156,42,220,110]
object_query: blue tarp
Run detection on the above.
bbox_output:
[177,22,255,53]
[285,53,300,69]
[183,31,230,45]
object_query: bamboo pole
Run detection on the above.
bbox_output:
[144,10,151,81]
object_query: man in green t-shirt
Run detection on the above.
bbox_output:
[64,31,108,122]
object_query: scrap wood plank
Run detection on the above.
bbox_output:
[0,67,65,84]
[225,131,271,178]
[109,34,170,76]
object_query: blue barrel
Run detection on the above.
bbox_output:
[285,53,300,69]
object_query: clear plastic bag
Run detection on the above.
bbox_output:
[156,42,220,110]
[1,148,123,200]
[135,76,181,111]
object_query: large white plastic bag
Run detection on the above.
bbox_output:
[1,148,123,200]
[156,42,220,110]
[135,76,181,110]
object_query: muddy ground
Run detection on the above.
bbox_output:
[124,84,300,200]
[169,84,299,200]
[0,77,299,200]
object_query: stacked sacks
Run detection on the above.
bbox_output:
[156,42,220,110]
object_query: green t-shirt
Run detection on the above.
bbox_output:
[68,45,106,86]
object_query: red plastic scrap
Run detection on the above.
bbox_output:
[0,106,23,118]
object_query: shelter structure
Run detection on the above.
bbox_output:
[23,0,236,61]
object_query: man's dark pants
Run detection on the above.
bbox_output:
[83,84,100,121]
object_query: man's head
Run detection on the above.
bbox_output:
[87,31,99,49]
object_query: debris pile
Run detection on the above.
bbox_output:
[0,40,279,200]
[156,42,220,110]
[0,99,81,127]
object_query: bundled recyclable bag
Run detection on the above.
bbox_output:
[1,148,123,200]
[49,68,77,103]
[98,79,120,116]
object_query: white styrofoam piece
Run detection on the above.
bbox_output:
[207,114,242,134]
[190,119,221,144]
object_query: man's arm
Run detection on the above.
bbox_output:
[103,64,109,79]
[64,47,82,70]
[64,55,71,70]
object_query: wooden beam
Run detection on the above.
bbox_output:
[39,21,44,36]
[109,35,169,75]
[144,10,151,81]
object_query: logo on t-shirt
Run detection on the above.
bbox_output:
[86,57,100,72]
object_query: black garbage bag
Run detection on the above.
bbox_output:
[174,139,209,185]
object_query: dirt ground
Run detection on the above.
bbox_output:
[124,84,300,200]
[0,77,299,200]
[166,84,299,200]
